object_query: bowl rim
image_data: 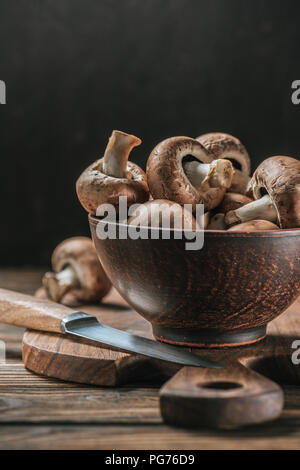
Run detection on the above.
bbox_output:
[88,214,300,238]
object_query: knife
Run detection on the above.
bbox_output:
[0,288,222,369]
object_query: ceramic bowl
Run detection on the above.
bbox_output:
[89,215,300,347]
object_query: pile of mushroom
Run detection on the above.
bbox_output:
[225,156,300,229]
[35,237,111,306]
[76,130,300,232]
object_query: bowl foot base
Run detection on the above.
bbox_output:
[152,325,267,348]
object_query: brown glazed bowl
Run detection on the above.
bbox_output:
[89,215,300,348]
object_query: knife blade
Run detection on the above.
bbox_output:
[0,288,223,369]
[61,312,223,368]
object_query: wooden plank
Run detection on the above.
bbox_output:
[0,363,300,431]
[1,409,300,450]
[0,324,23,359]
[0,361,294,432]
[0,364,160,424]
[0,268,44,295]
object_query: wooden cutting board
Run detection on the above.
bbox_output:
[22,289,300,429]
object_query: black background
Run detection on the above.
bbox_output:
[1,0,300,266]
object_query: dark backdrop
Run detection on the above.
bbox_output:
[1,0,300,265]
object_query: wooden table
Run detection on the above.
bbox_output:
[0,268,300,450]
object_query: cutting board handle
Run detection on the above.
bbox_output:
[0,288,75,333]
[160,360,284,429]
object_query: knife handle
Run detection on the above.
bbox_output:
[0,288,75,333]
[160,361,284,429]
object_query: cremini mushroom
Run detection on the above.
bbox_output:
[207,213,227,230]
[197,132,251,194]
[216,192,253,214]
[40,237,111,306]
[127,199,200,230]
[76,130,149,215]
[146,137,233,212]
[228,220,279,232]
[225,156,300,229]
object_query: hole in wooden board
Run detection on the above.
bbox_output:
[199,381,243,390]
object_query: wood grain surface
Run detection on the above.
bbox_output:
[0,269,300,449]
[0,288,77,333]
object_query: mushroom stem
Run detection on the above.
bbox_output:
[183,159,233,191]
[225,194,278,226]
[102,130,142,178]
[43,265,79,303]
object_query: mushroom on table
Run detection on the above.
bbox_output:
[76,130,149,215]
[36,237,111,307]
[197,132,251,194]
[225,156,300,229]
[146,136,233,213]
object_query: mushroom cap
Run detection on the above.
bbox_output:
[227,220,279,232]
[51,236,111,302]
[76,158,149,215]
[248,156,300,229]
[216,192,253,214]
[197,132,251,193]
[197,132,251,174]
[128,199,199,230]
[146,136,231,212]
